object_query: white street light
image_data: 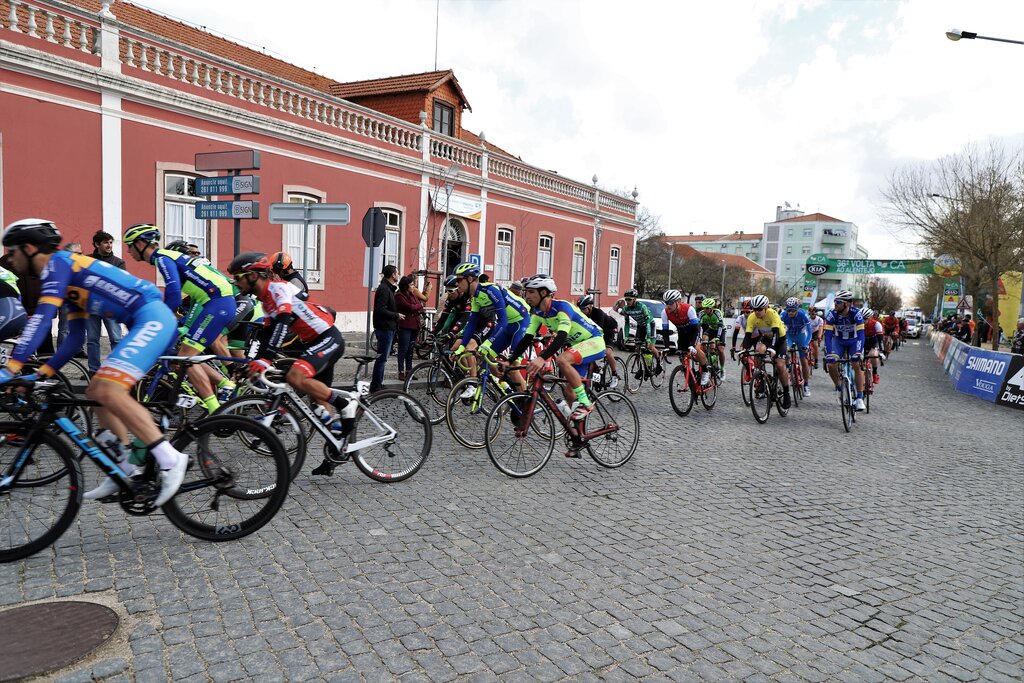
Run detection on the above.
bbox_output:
[945,29,1024,45]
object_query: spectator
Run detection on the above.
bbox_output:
[974,314,992,347]
[407,270,431,304]
[370,264,402,393]
[87,230,127,375]
[1012,318,1024,356]
[956,316,972,343]
[56,242,82,348]
[395,276,424,381]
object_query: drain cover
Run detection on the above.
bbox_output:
[0,601,119,681]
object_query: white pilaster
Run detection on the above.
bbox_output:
[101,91,122,255]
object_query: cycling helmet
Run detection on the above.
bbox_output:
[123,223,161,245]
[750,294,770,310]
[862,308,874,318]
[227,251,271,274]
[742,301,753,312]
[269,251,293,272]
[509,280,524,292]
[453,262,481,278]
[701,297,718,309]
[522,273,556,292]
[577,295,595,309]
[165,239,190,254]
[662,289,682,304]
[624,288,639,299]
[2,219,62,251]
[443,274,459,289]
[834,289,853,302]
[785,296,801,310]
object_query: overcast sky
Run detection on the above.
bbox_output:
[134,0,1022,284]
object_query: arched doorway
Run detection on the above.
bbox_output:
[442,218,467,276]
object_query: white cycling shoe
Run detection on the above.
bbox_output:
[154,454,188,507]
[854,397,866,412]
[84,477,120,500]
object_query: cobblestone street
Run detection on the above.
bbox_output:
[2,339,1022,682]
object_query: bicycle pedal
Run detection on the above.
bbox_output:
[564,449,582,459]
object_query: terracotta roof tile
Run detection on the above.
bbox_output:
[665,243,771,274]
[776,212,846,223]
[661,232,761,243]
[330,70,471,110]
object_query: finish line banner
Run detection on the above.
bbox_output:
[805,254,960,277]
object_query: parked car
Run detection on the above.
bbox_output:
[906,318,922,338]
[608,298,677,351]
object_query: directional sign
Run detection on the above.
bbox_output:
[196,200,260,220]
[268,203,351,225]
[195,149,261,171]
[194,175,261,196]
[469,253,482,268]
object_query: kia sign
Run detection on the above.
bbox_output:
[806,264,828,276]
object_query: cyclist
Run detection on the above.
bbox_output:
[807,307,824,370]
[824,290,866,411]
[739,294,792,409]
[124,224,236,414]
[698,297,727,379]
[227,252,352,475]
[577,294,621,389]
[0,263,26,341]
[861,307,884,385]
[451,262,529,398]
[731,300,752,355]
[663,289,709,385]
[781,297,813,397]
[882,310,899,354]
[268,251,309,301]
[618,289,662,377]
[507,274,606,425]
[0,219,187,505]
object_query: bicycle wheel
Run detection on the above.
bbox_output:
[789,355,801,409]
[215,395,307,480]
[700,371,718,410]
[649,357,665,389]
[667,364,695,416]
[740,361,752,407]
[750,369,771,424]
[864,386,871,414]
[162,415,289,541]
[585,391,639,468]
[351,390,431,482]
[446,376,502,449]
[624,353,643,394]
[485,392,555,477]
[403,361,453,426]
[840,376,853,432]
[773,376,789,418]
[0,424,83,563]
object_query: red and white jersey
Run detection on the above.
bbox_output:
[258,280,333,342]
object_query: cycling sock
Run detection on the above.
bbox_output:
[148,438,181,469]
[200,395,220,414]
[216,377,234,390]
[573,384,591,407]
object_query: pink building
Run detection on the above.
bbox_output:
[0,0,638,328]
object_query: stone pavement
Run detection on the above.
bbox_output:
[1,339,1021,682]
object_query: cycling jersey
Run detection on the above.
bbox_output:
[882,315,899,332]
[698,309,725,340]
[621,300,655,340]
[150,248,234,310]
[782,309,812,336]
[809,315,824,339]
[666,302,699,327]
[585,306,618,334]
[745,309,787,338]
[863,318,882,338]
[460,282,527,348]
[824,306,865,360]
[0,265,19,295]
[256,281,334,344]
[514,299,604,374]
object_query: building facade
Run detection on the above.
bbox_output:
[663,232,762,262]
[0,0,637,329]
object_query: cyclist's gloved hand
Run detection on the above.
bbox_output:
[247,358,272,377]
[453,345,466,356]
[479,342,496,359]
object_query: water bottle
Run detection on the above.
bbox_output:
[130,438,148,467]
[554,398,572,419]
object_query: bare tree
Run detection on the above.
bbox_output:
[882,141,1024,350]
[866,276,902,313]
[913,274,945,315]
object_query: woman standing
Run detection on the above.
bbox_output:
[395,276,424,381]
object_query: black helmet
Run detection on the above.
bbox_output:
[3,218,62,251]
[624,288,639,299]
[165,239,190,254]
[227,251,271,275]
[577,295,595,309]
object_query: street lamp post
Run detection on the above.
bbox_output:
[719,261,726,309]
[945,29,1024,45]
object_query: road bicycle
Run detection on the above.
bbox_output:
[835,358,858,432]
[668,341,718,416]
[403,334,462,425]
[218,363,432,482]
[624,346,665,393]
[484,371,639,478]
[741,350,789,424]
[0,370,291,563]
[733,347,757,407]
[786,342,805,409]
[860,359,876,414]
[590,353,622,393]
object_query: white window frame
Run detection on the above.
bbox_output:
[382,209,402,269]
[156,163,215,267]
[281,186,326,290]
[571,239,586,296]
[494,226,513,285]
[537,234,553,276]
[786,246,793,254]
[802,246,811,255]
[608,246,620,295]
[803,228,813,237]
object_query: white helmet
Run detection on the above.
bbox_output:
[862,308,874,318]
[522,273,556,292]
[662,289,682,304]
[750,294,770,310]
[834,289,853,302]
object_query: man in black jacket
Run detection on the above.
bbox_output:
[370,264,403,392]
[86,230,128,374]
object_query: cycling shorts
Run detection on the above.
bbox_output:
[180,296,235,352]
[676,323,700,353]
[0,297,27,341]
[864,336,880,351]
[565,336,607,378]
[825,337,864,362]
[291,327,345,385]
[749,334,788,358]
[94,301,178,388]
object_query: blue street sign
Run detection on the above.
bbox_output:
[195,200,260,220]
[194,175,260,196]
[469,253,482,268]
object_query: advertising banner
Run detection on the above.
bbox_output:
[995,355,1024,410]
[997,271,1022,338]
[940,278,961,318]
[805,254,960,276]
[430,191,483,221]
[801,274,817,309]
[955,346,1013,402]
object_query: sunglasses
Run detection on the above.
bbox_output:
[232,273,250,281]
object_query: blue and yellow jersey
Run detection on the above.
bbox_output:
[460,281,528,347]
[525,299,601,345]
[151,248,234,310]
[10,252,163,370]
[745,308,787,337]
